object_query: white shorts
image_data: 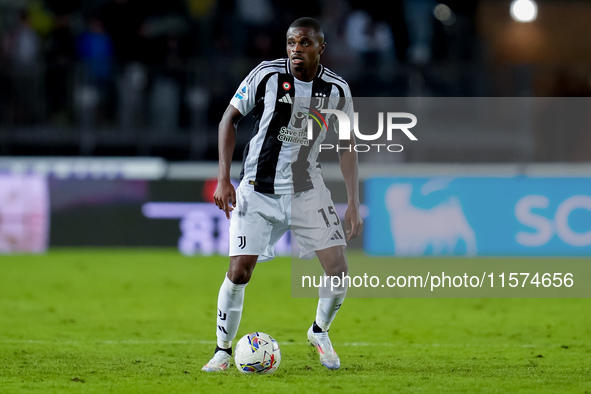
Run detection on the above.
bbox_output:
[229,180,346,262]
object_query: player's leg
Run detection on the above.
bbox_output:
[315,245,348,331]
[219,254,259,346]
[291,184,348,370]
[203,185,285,372]
[202,255,257,371]
[217,254,259,349]
[306,245,348,370]
[202,255,258,372]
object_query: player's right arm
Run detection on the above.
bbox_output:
[214,60,271,218]
[213,104,243,219]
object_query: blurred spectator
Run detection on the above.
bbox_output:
[45,13,76,124]
[2,9,44,125]
[76,15,115,126]
[209,0,235,57]
[98,0,191,133]
[344,9,395,67]
[403,0,436,65]
[77,16,114,92]
[148,33,185,132]
[235,0,276,59]
[137,0,190,132]
[98,0,148,132]
[319,0,350,41]
[343,7,398,96]
[319,0,359,79]
[186,0,216,57]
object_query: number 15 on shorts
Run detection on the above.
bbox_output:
[318,206,340,227]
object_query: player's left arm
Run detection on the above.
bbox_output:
[338,135,363,241]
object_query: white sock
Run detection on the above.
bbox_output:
[315,274,348,331]
[216,275,247,349]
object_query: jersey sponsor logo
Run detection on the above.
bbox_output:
[290,111,307,129]
[278,94,292,104]
[238,235,247,249]
[277,127,309,145]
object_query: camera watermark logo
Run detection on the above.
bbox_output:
[304,108,418,153]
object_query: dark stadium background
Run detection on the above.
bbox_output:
[1,0,590,161]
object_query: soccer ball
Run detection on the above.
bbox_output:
[234,332,281,374]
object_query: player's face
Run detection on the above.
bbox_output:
[286,27,325,77]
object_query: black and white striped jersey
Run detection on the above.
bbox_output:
[229,58,353,194]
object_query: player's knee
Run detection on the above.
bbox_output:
[227,257,257,284]
[322,256,348,277]
[325,264,347,278]
[227,268,252,284]
[319,248,348,277]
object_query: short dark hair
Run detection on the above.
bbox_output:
[288,17,325,43]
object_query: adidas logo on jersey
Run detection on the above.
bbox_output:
[278,94,292,104]
[330,230,344,241]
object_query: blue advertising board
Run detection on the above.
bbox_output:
[365,177,591,256]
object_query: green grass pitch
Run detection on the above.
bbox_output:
[1,249,590,393]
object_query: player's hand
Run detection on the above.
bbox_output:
[344,204,363,241]
[213,179,236,219]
